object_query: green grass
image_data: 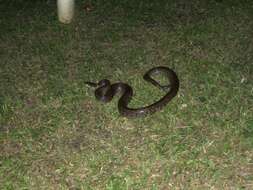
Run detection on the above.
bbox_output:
[1,0,253,189]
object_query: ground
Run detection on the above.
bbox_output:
[0,0,253,189]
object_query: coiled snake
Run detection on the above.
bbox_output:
[85,66,179,118]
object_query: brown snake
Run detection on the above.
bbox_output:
[85,66,179,118]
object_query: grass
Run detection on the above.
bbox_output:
[0,0,253,189]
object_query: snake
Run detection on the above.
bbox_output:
[85,66,179,118]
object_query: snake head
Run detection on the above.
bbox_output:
[85,81,98,87]
[85,79,111,89]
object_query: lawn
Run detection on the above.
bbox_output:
[0,0,253,189]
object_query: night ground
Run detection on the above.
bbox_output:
[0,0,253,189]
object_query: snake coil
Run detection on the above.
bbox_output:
[86,66,179,118]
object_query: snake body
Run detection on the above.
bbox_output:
[86,66,179,118]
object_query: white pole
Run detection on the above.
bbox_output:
[57,0,75,24]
